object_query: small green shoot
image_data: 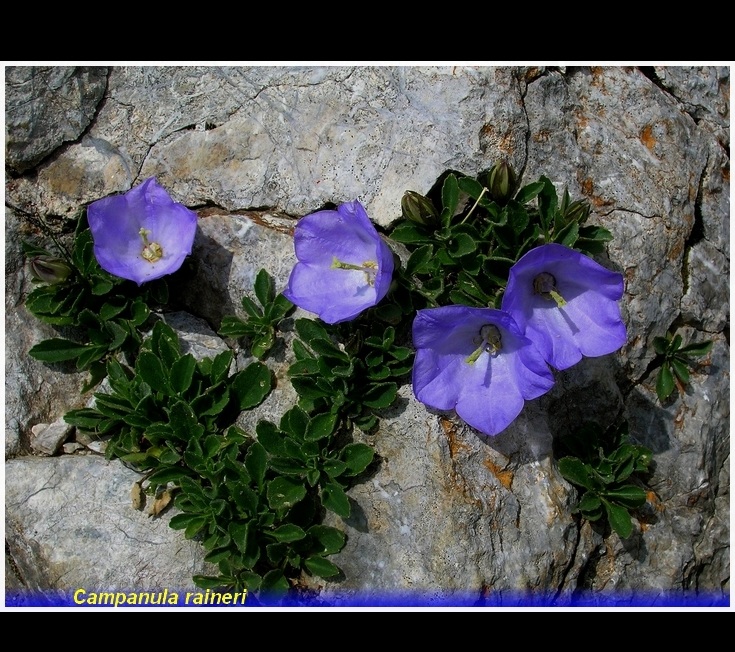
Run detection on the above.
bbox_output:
[218,269,295,359]
[556,421,652,539]
[653,331,712,402]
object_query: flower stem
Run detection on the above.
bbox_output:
[461,186,488,224]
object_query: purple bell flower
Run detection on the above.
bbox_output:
[283,200,394,324]
[87,177,198,286]
[412,305,555,437]
[501,243,627,371]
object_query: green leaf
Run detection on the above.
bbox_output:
[203,434,222,458]
[93,393,132,416]
[678,340,713,357]
[389,222,431,245]
[457,175,486,199]
[229,521,259,567]
[150,322,180,368]
[192,575,231,590]
[558,457,594,490]
[656,363,675,401]
[75,344,108,370]
[267,477,307,512]
[322,482,350,518]
[231,362,272,410]
[185,516,209,539]
[288,359,320,376]
[269,457,308,476]
[228,483,259,516]
[28,338,91,363]
[254,268,275,307]
[136,351,174,395]
[168,400,204,442]
[653,336,669,355]
[304,412,338,442]
[602,485,647,509]
[147,466,192,486]
[362,382,397,409]
[129,299,150,326]
[64,408,105,430]
[603,499,634,539]
[577,492,602,514]
[240,296,263,320]
[270,524,306,543]
[406,245,435,276]
[295,318,331,345]
[268,293,294,320]
[218,316,251,339]
[203,548,232,565]
[245,442,267,488]
[670,358,690,384]
[290,377,329,401]
[251,331,275,359]
[304,556,341,579]
[353,413,378,432]
[577,224,613,243]
[255,420,286,456]
[555,221,579,247]
[91,277,114,296]
[341,443,375,476]
[537,176,558,231]
[322,458,348,478]
[280,406,310,440]
[104,320,129,351]
[260,569,290,597]
[209,350,233,385]
[82,361,108,392]
[514,180,545,204]
[308,525,346,555]
[447,232,477,257]
[441,174,460,226]
[98,300,127,322]
[170,355,197,394]
[169,513,207,532]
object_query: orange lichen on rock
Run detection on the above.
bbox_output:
[578,175,614,209]
[483,457,514,491]
[640,125,657,151]
[440,417,469,459]
[646,490,665,512]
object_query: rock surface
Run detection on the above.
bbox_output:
[5,65,729,607]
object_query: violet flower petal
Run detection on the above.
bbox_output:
[412,305,554,436]
[283,200,394,324]
[88,177,198,286]
[501,243,627,370]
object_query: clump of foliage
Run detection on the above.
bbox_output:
[556,421,653,539]
[23,214,167,390]
[218,268,295,359]
[390,165,612,309]
[23,162,652,603]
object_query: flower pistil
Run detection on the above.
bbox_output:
[532,271,566,307]
[465,324,502,364]
[139,228,163,263]
[330,256,378,287]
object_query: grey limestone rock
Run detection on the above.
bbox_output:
[5,456,215,595]
[5,66,108,174]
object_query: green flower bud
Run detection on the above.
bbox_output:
[563,199,591,224]
[30,255,73,285]
[401,191,438,226]
[487,161,517,204]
